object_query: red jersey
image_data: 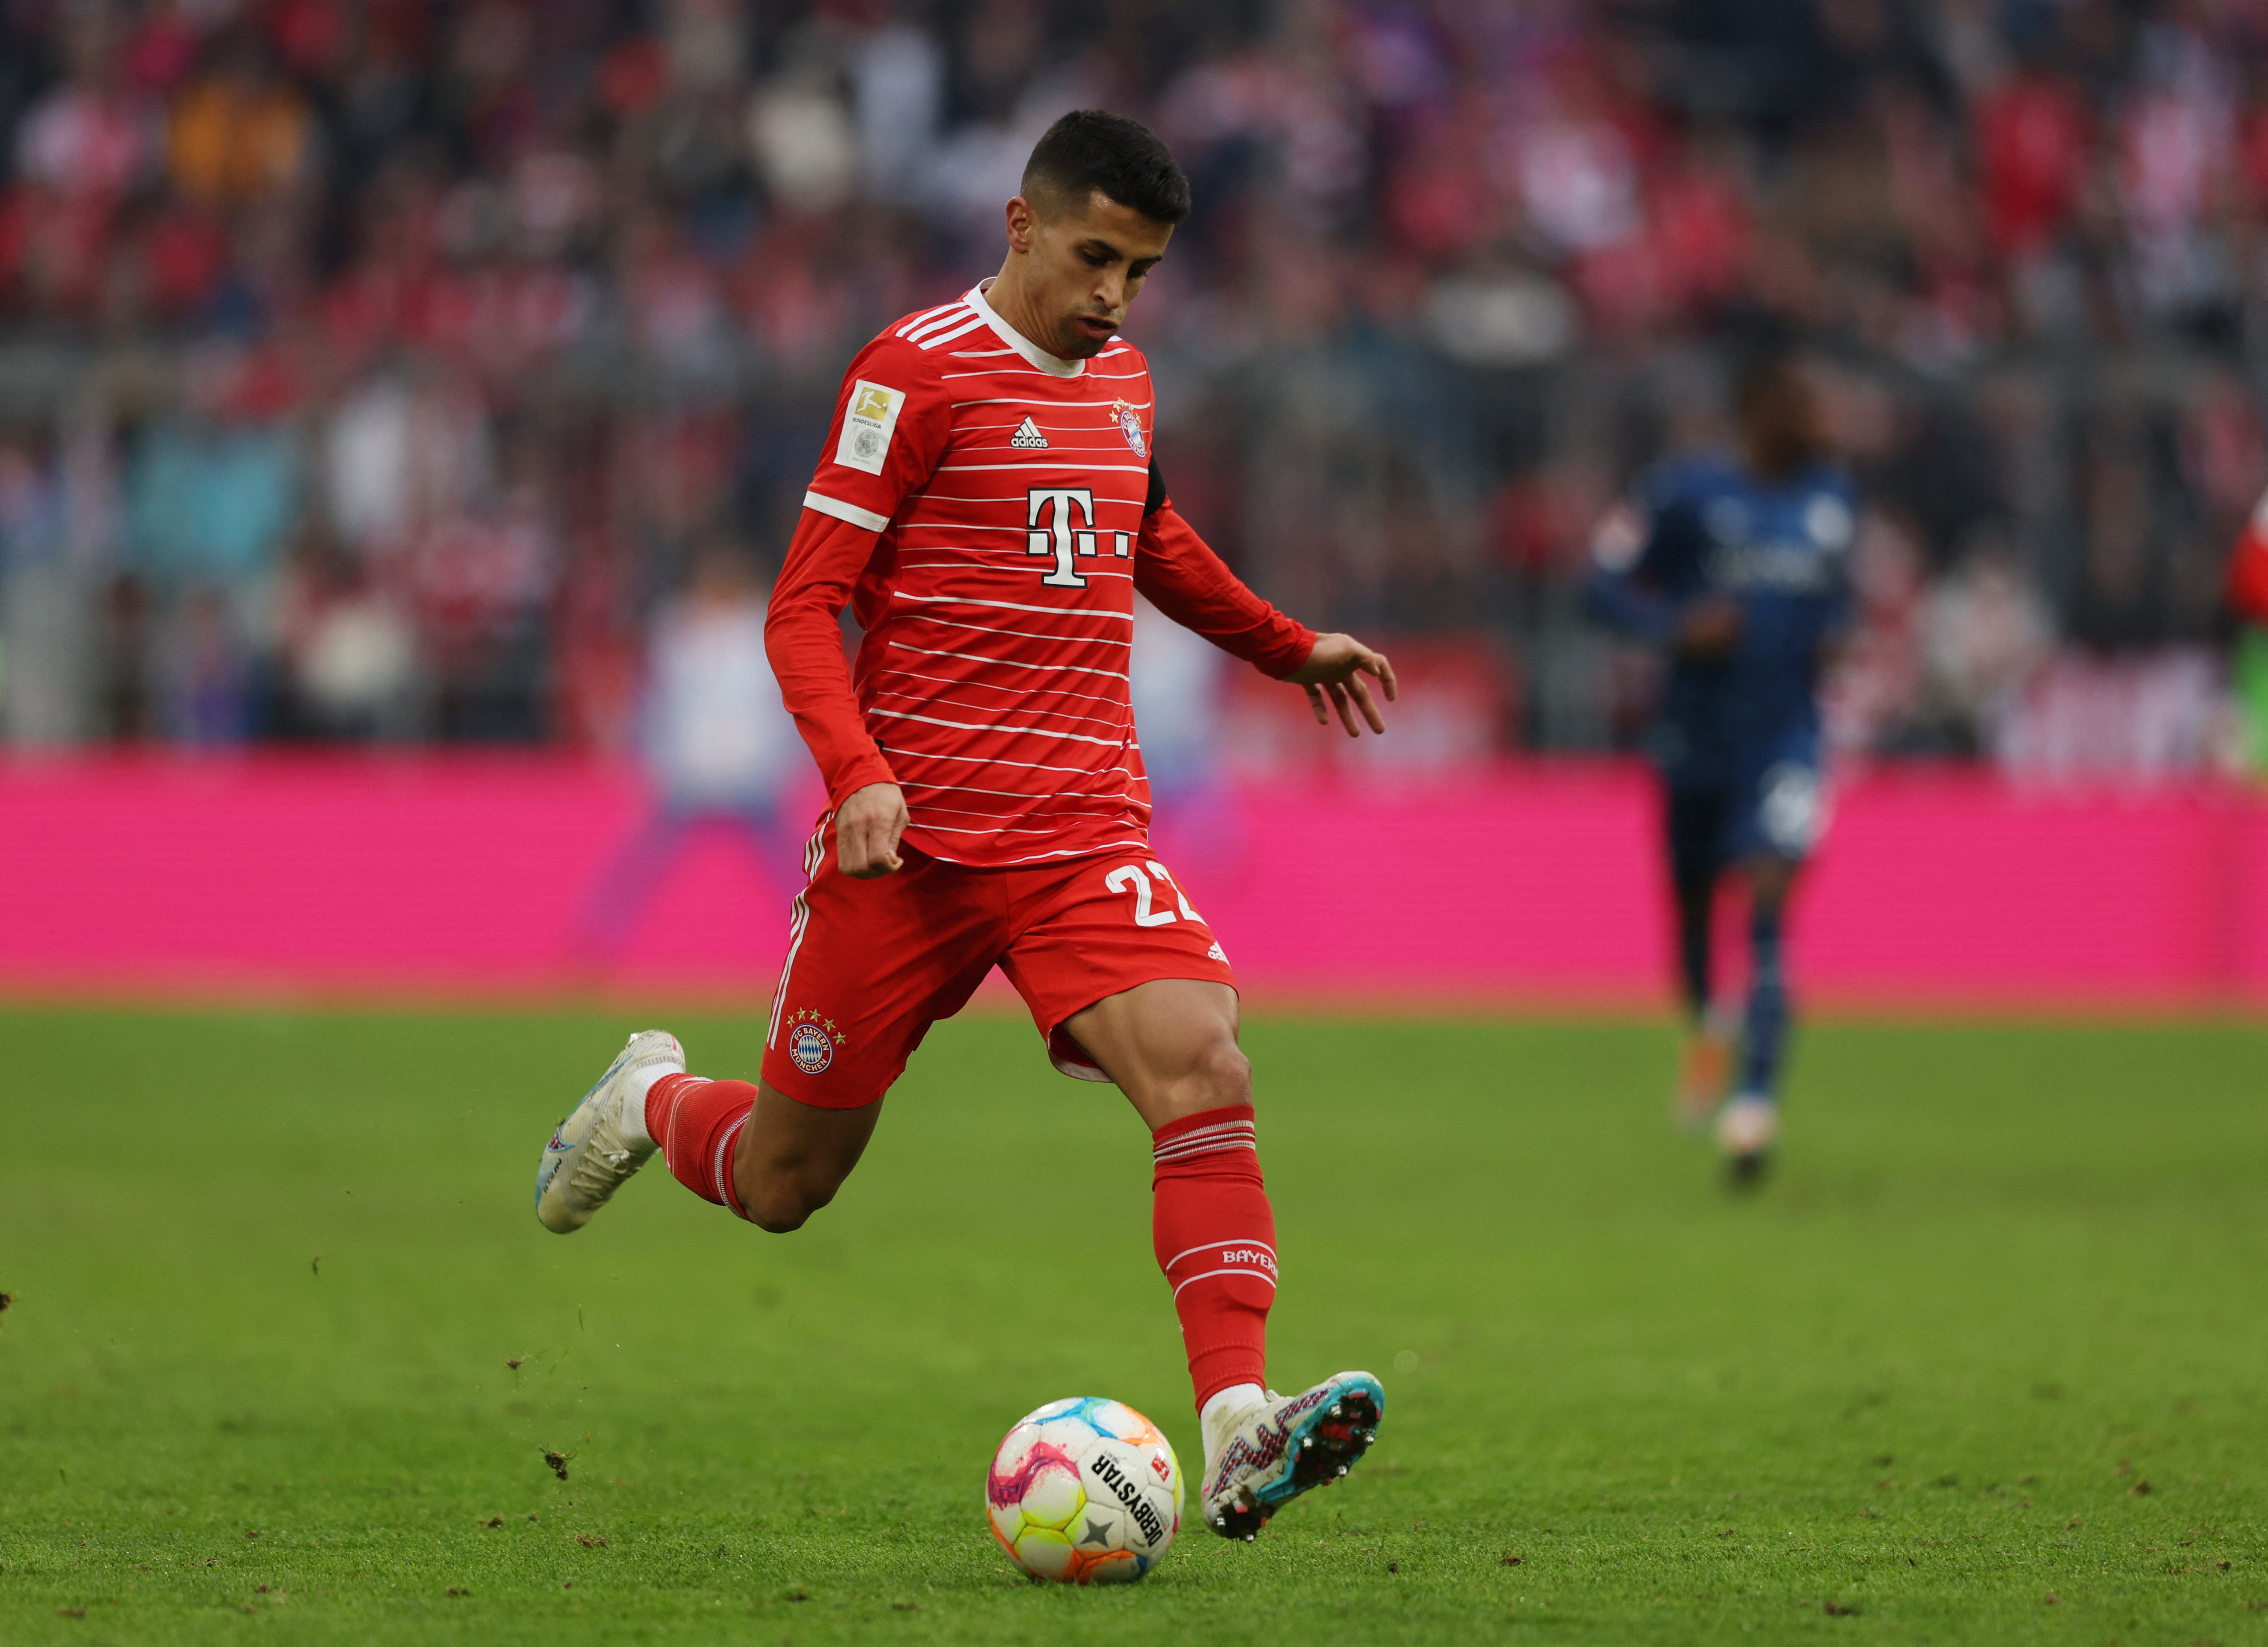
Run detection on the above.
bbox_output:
[2232,487,2268,628]
[766,280,1315,868]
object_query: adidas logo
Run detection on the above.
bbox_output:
[1010,416,1048,450]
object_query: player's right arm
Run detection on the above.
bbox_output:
[1133,469,1396,737]
[765,334,951,877]
[1585,473,1739,659]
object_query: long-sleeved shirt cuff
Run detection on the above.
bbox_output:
[1239,620,1318,679]
[825,751,899,815]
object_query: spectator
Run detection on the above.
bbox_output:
[0,426,94,744]
[123,343,301,590]
[0,0,2254,777]
[167,31,313,209]
[573,542,801,967]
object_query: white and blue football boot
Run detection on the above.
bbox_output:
[533,1030,683,1234]
[1198,1372,1385,1541]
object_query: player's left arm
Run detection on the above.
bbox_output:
[1133,466,1396,738]
[1814,480,1861,674]
[1588,483,1739,655]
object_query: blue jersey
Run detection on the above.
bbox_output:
[1588,453,1855,788]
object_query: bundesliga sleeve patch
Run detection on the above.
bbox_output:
[836,379,907,475]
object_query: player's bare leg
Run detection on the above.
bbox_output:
[1064,978,1383,1541]
[1061,977,1249,1130]
[728,1084,882,1232]
[593,1063,882,1230]
[1718,853,1797,1185]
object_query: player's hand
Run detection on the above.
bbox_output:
[1675,597,1742,659]
[1284,633,1397,737]
[836,782,909,878]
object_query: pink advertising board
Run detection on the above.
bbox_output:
[0,755,2261,1010]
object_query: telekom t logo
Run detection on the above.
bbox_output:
[1027,487,1131,588]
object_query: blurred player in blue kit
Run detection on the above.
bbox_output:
[1588,353,1853,1184]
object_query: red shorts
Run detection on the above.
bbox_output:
[759,828,1238,1108]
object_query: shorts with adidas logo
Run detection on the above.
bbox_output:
[762,822,1238,1108]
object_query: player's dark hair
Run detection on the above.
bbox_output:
[1734,348,1801,416]
[1734,348,1824,481]
[1023,110,1191,225]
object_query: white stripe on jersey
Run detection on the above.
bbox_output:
[975,838,1155,866]
[896,612,1132,650]
[878,674,1128,717]
[941,388,1155,405]
[885,743,1130,776]
[868,704,1127,747]
[901,776,1131,802]
[900,304,976,342]
[803,490,889,531]
[935,461,1149,475]
[765,818,830,1047]
[893,554,1134,582]
[890,520,1041,532]
[889,590,1133,623]
[893,300,965,338]
[901,311,976,346]
[873,670,1128,717]
[914,491,1105,504]
[888,642,1129,682]
[915,810,1132,829]
[940,356,1083,376]
[921,820,1131,838]
[917,314,992,350]
[908,793,1130,817]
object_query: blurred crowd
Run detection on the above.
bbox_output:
[2,0,2266,776]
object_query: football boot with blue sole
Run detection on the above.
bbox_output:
[1199,1371,1385,1541]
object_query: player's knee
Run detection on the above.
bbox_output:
[746,1203,809,1235]
[1186,1038,1251,1111]
[744,1185,815,1234]
[741,1161,850,1234]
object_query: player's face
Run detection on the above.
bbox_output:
[1007,189,1174,358]
[1740,367,1826,480]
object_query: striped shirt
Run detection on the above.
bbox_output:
[768,279,1314,869]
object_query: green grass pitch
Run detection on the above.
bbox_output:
[2,1005,2265,1644]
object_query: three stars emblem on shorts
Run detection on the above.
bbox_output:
[785,1007,847,1076]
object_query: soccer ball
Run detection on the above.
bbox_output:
[985,1396,1182,1583]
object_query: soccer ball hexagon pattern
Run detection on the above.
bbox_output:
[985,1397,1182,1583]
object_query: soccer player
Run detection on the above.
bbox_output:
[1587,352,1853,1183]
[532,112,1397,1541]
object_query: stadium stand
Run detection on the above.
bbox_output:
[0,0,2261,775]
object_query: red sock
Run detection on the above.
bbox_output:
[1151,1104,1275,1410]
[644,1074,756,1221]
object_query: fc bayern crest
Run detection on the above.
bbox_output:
[1113,401,1147,459]
[785,1008,841,1074]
